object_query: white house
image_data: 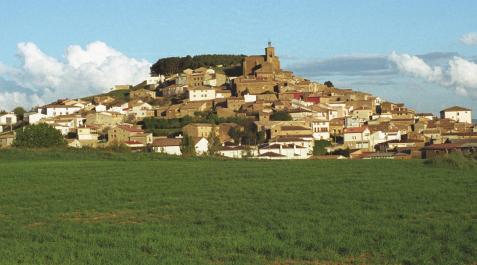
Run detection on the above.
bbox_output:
[327,102,351,118]
[217,145,254,158]
[194,137,209,155]
[52,124,71,135]
[24,110,47,125]
[244,94,257,103]
[127,102,153,119]
[311,120,330,140]
[369,130,402,151]
[258,142,312,159]
[152,138,182,156]
[95,104,107,112]
[0,113,17,126]
[40,115,84,135]
[146,76,165,85]
[344,126,371,150]
[440,106,472,124]
[345,116,367,128]
[42,105,81,117]
[77,127,99,141]
[108,105,126,114]
[188,86,216,102]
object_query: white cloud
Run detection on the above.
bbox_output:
[460,32,477,46]
[389,52,477,99]
[388,52,443,82]
[0,41,150,111]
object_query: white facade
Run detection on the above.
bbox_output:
[258,143,311,159]
[327,102,351,118]
[441,109,472,124]
[0,113,17,125]
[77,128,98,141]
[108,106,126,114]
[218,146,257,158]
[95,104,107,112]
[153,146,182,156]
[369,130,402,150]
[25,111,47,125]
[194,137,209,155]
[189,88,216,101]
[53,124,71,135]
[311,120,330,140]
[146,76,165,85]
[345,116,367,128]
[244,94,257,103]
[45,106,81,117]
[344,127,371,149]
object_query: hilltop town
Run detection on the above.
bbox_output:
[1,43,476,159]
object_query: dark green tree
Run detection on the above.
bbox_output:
[228,126,242,144]
[13,107,26,121]
[313,140,332,156]
[324,81,334,88]
[13,124,66,148]
[180,134,196,156]
[150,54,245,76]
[207,126,221,155]
[270,111,292,121]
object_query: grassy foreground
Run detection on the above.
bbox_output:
[0,149,476,265]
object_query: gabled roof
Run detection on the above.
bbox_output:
[152,138,182,147]
[441,106,471,112]
[344,126,368,133]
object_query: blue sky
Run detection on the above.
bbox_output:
[1,0,477,116]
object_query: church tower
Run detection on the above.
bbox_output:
[265,41,275,61]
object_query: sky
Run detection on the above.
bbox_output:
[0,0,476,117]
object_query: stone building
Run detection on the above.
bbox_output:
[242,42,281,78]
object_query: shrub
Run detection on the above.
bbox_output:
[313,140,331,156]
[13,124,66,148]
[425,152,476,169]
[270,111,292,121]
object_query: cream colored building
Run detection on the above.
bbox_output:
[188,86,216,101]
[108,124,153,145]
[440,106,472,124]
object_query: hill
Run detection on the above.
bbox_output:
[0,149,475,265]
[150,54,245,76]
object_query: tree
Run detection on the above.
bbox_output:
[180,134,196,156]
[313,140,332,156]
[324,81,334,88]
[207,126,221,155]
[13,124,66,148]
[150,54,246,76]
[13,107,26,121]
[228,126,242,144]
[270,111,292,121]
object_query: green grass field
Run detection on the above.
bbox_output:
[0,150,476,265]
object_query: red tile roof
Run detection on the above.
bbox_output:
[152,138,182,147]
[344,127,368,133]
[441,106,471,112]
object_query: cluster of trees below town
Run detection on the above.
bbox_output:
[142,113,266,146]
[150,54,245,76]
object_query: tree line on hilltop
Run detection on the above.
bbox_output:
[150,54,246,76]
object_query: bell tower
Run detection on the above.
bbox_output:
[265,41,275,61]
